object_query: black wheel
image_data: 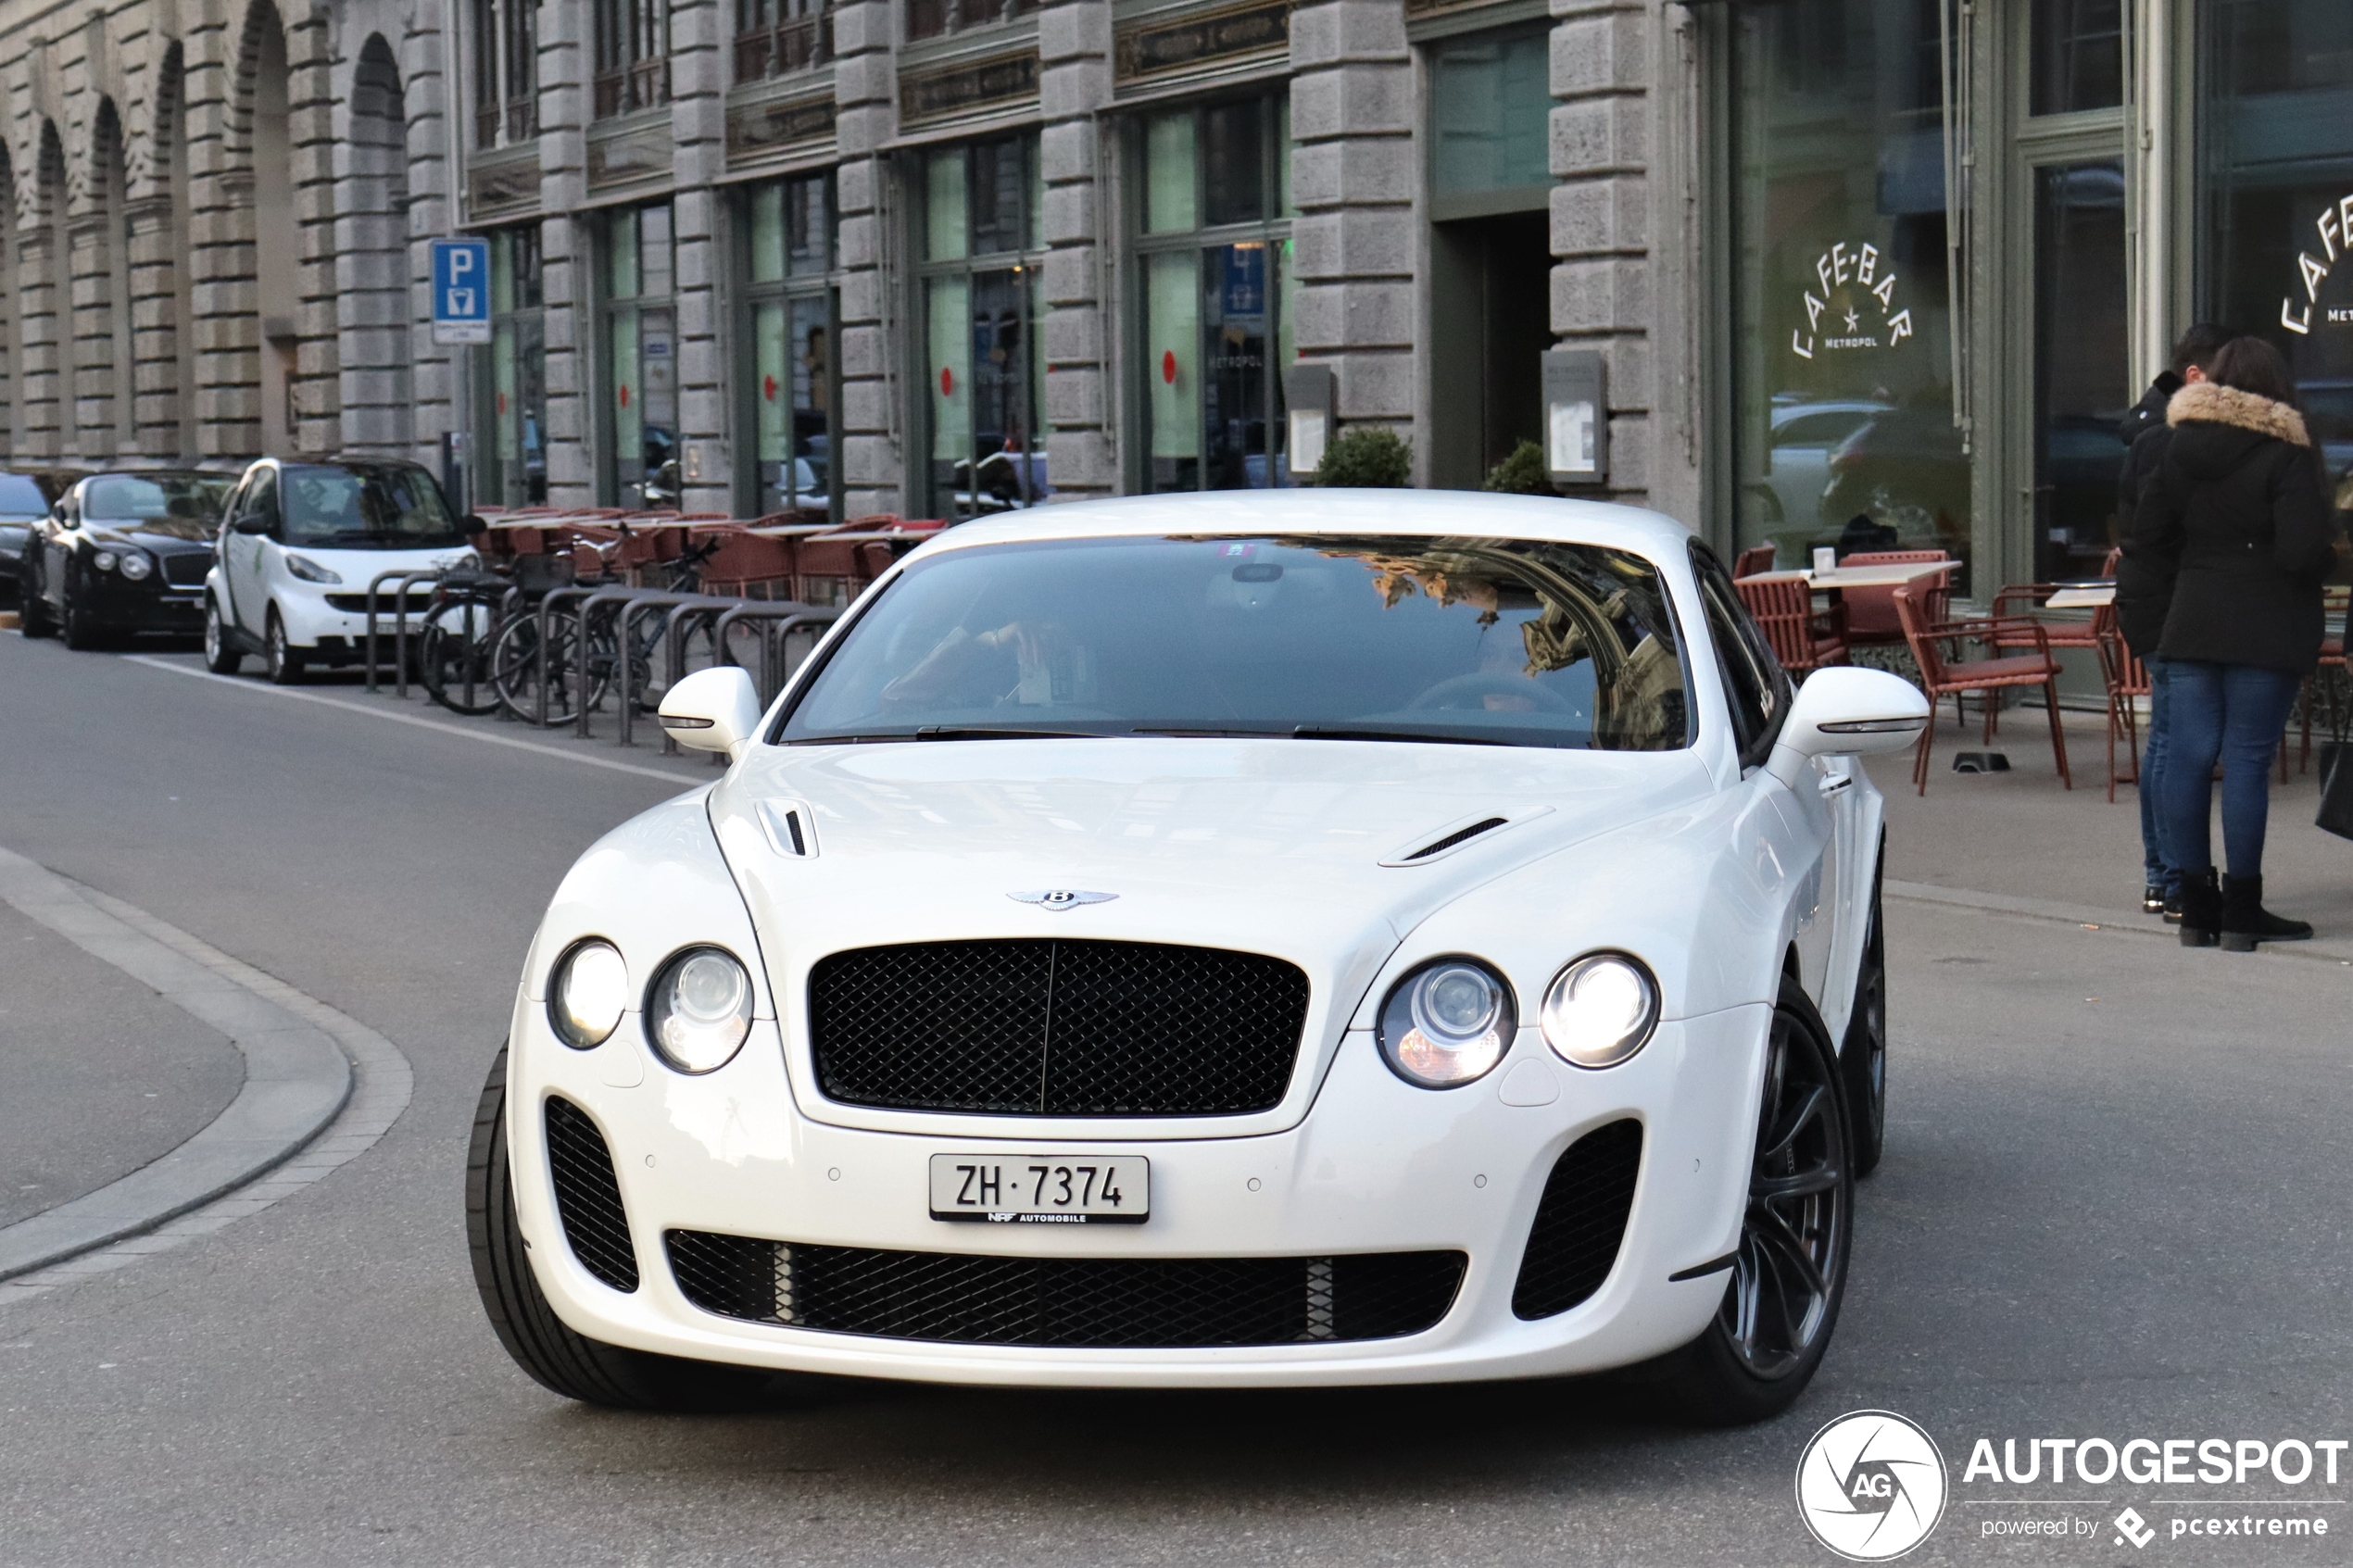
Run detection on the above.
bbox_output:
[264,608,305,685]
[19,567,55,638]
[1842,852,1887,1178]
[1643,980,1854,1424]
[465,1045,800,1412]
[203,598,243,674]
[61,575,106,650]
[419,598,503,716]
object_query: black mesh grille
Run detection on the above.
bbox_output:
[808,939,1312,1116]
[159,552,211,587]
[665,1232,1466,1348]
[1511,1119,1643,1320]
[545,1097,639,1292]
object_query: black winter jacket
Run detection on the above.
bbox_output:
[2124,383,2338,674]
[2113,373,2183,657]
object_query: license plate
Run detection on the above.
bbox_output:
[928,1155,1149,1224]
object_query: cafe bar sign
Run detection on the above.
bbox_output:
[2281,194,2353,334]
[1791,240,1912,360]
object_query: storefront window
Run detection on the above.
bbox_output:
[478,225,546,507]
[1429,28,1549,202]
[2199,0,2353,492]
[745,174,835,519]
[918,135,1046,521]
[2029,0,2122,117]
[1729,0,1969,589]
[1136,95,1293,494]
[602,204,677,508]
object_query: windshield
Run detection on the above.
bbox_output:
[778,534,1692,751]
[0,474,44,516]
[280,464,462,548]
[84,473,231,536]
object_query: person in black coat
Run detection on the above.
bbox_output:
[2125,336,2340,949]
[2113,324,2231,921]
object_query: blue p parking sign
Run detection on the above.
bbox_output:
[432,238,492,345]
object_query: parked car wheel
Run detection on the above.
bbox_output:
[264,608,305,685]
[1842,853,1888,1179]
[203,599,242,675]
[60,576,106,651]
[19,568,54,639]
[464,1045,804,1412]
[1642,978,1854,1425]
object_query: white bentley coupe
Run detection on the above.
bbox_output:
[465,490,1927,1424]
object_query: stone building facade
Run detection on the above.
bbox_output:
[0,0,2344,596]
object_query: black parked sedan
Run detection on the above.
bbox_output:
[19,471,233,647]
[0,469,84,603]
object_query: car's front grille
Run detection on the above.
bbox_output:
[323,593,433,613]
[1511,1119,1643,1319]
[808,938,1312,1116]
[545,1097,638,1292]
[159,552,211,587]
[664,1232,1466,1347]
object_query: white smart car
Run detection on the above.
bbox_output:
[202,457,477,683]
[467,490,1927,1424]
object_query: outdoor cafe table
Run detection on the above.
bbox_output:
[1744,562,1955,590]
[2043,584,2116,609]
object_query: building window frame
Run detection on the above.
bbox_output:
[597,202,681,508]
[474,224,547,508]
[906,0,1038,46]
[472,0,539,149]
[736,0,835,81]
[738,172,842,521]
[910,132,1047,522]
[595,0,673,119]
[1125,92,1295,495]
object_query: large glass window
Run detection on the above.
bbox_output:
[479,225,547,508]
[1135,96,1294,494]
[594,0,670,119]
[1429,28,1550,202]
[602,204,677,508]
[472,0,538,147]
[1728,0,1969,590]
[736,0,832,79]
[745,174,836,519]
[918,136,1046,521]
[2199,0,2353,492]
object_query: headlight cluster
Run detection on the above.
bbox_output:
[547,938,754,1075]
[1375,951,1658,1088]
[284,554,343,584]
[116,550,152,580]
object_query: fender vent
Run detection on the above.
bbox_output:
[1379,808,1550,868]
[1511,1119,1642,1320]
[1403,817,1508,860]
[757,800,814,857]
[545,1097,639,1292]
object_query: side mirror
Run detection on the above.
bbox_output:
[232,513,272,535]
[1765,667,1930,788]
[658,666,763,760]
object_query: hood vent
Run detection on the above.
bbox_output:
[1379,807,1551,869]
[757,799,816,858]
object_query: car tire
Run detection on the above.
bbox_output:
[464,1044,804,1412]
[264,608,305,685]
[1633,978,1855,1426]
[203,599,243,675]
[60,576,107,651]
[19,570,54,638]
[1841,850,1887,1179]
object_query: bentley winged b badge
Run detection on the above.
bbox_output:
[1008,889,1119,911]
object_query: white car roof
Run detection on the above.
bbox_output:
[911,489,1698,562]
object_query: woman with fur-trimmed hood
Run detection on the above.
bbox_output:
[2125,335,2339,951]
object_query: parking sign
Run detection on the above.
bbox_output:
[432,238,492,345]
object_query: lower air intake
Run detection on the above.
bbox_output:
[664,1233,1466,1348]
[544,1097,639,1292]
[1511,1119,1643,1320]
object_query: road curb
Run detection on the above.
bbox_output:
[0,847,354,1281]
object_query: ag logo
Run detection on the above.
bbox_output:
[1795,1410,1948,1562]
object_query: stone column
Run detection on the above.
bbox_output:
[670,0,733,514]
[125,195,184,459]
[183,19,258,459]
[404,22,457,474]
[1290,0,1416,458]
[1038,0,1114,500]
[289,13,342,455]
[1548,0,1652,506]
[334,65,413,455]
[833,0,901,518]
[68,207,120,459]
[537,0,595,506]
[13,226,61,460]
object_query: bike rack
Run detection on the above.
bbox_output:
[660,599,747,755]
[610,591,733,747]
[713,602,841,700]
[573,584,665,740]
[534,584,602,728]
[365,570,447,697]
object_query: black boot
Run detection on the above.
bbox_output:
[2220,874,2312,952]
[2162,889,2184,925]
[2143,884,2166,915]
[2178,870,2221,947]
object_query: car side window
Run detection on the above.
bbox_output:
[1691,544,1793,770]
[248,470,280,538]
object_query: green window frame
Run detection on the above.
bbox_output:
[1129,94,1296,495]
[474,224,547,508]
[912,133,1046,521]
[598,202,679,509]
[740,172,840,521]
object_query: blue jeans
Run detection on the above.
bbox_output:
[2160,660,2304,879]
[2138,659,2178,895]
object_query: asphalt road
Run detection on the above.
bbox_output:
[3,632,2350,1566]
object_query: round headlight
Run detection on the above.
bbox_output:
[93,551,118,572]
[1540,953,1660,1070]
[646,947,753,1074]
[548,939,628,1049]
[1377,959,1516,1088]
[117,550,152,580]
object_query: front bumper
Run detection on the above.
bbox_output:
[79,570,207,632]
[505,997,1768,1387]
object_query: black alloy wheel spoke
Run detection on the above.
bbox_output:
[1724,1010,1849,1378]
[1759,1082,1828,1165]
[1752,1160,1841,1202]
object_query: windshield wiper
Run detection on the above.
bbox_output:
[1290,725,1513,747]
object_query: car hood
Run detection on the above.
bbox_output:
[89,523,215,549]
[709,737,1718,1025]
[279,543,474,575]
